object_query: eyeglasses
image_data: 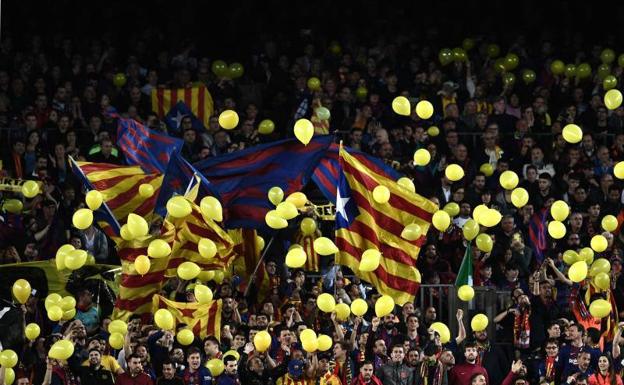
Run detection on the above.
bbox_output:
[546,346,558,350]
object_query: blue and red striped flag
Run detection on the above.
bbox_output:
[312,144,403,203]
[117,117,183,174]
[193,136,333,229]
[528,208,548,263]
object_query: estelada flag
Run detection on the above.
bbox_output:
[152,294,222,340]
[151,85,214,128]
[334,146,437,305]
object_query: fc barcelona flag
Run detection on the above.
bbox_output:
[152,294,222,340]
[151,85,214,127]
[334,146,437,305]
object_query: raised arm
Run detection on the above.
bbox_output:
[455,309,466,345]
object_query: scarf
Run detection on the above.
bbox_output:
[419,361,444,385]
[352,373,383,385]
[476,341,490,366]
[333,358,353,385]
[544,356,556,381]
[513,309,531,349]
[53,366,80,385]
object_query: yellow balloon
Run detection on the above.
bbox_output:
[72,208,93,230]
[300,217,317,235]
[139,183,154,198]
[25,323,41,341]
[350,298,368,316]
[62,308,76,320]
[427,126,440,137]
[307,77,321,91]
[85,190,103,210]
[413,149,431,166]
[48,340,74,360]
[109,332,124,349]
[479,163,494,177]
[286,192,308,208]
[127,213,149,238]
[458,285,475,301]
[401,223,422,241]
[47,305,63,321]
[60,296,76,311]
[374,295,395,317]
[317,334,333,351]
[430,322,451,343]
[45,293,62,311]
[462,219,480,241]
[223,350,240,361]
[415,100,434,119]
[177,262,200,280]
[432,210,451,231]
[602,215,618,232]
[154,309,174,330]
[562,124,583,144]
[4,368,14,385]
[615,161,624,179]
[194,284,213,304]
[302,337,318,353]
[177,329,195,346]
[372,185,391,204]
[0,350,18,368]
[254,330,272,352]
[499,171,519,190]
[471,313,489,331]
[445,164,464,181]
[285,248,307,268]
[276,201,299,220]
[569,261,588,283]
[206,359,225,376]
[335,303,351,321]
[268,187,284,206]
[589,258,611,277]
[551,200,570,221]
[605,89,623,110]
[397,177,415,193]
[167,196,192,218]
[317,293,336,313]
[473,204,489,223]
[511,188,529,208]
[313,237,338,255]
[200,196,223,221]
[300,329,317,344]
[218,110,239,129]
[591,235,608,252]
[265,210,288,229]
[443,202,460,217]
[120,224,134,241]
[258,119,275,135]
[12,279,31,304]
[21,180,40,198]
[476,233,493,252]
[360,249,381,272]
[213,270,225,284]
[3,199,23,214]
[480,209,502,228]
[198,270,216,282]
[108,320,128,335]
[198,238,217,259]
[134,255,151,275]
[593,272,611,291]
[65,249,87,270]
[589,299,612,318]
[580,247,595,264]
[392,96,411,116]
[548,221,567,239]
[294,118,314,145]
[563,250,580,265]
[148,239,171,259]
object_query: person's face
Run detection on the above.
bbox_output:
[256,315,268,328]
[598,356,610,372]
[225,360,237,375]
[506,268,519,281]
[136,345,147,359]
[578,353,590,369]
[464,347,478,363]
[128,357,143,375]
[407,316,419,331]
[531,148,544,163]
[16,378,29,385]
[574,188,587,202]
[89,351,101,366]
[569,326,581,340]
[425,307,436,321]
[391,347,405,363]
[250,357,264,373]
[333,343,345,358]
[502,218,514,233]
[233,334,246,349]
[162,364,175,379]
[374,339,386,355]
[360,363,374,381]
[279,330,292,344]
[188,353,201,370]
[545,343,559,357]
[408,351,420,366]
[184,130,196,144]
[538,178,551,191]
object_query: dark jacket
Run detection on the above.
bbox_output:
[376,362,414,385]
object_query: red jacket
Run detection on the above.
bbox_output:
[351,374,383,385]
[449,362,489,385]
[116,372,154,385]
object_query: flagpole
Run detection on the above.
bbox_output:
[244,236,274,297]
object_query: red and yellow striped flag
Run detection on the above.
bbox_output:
[152,294,222,339]
[113,220,176,320]
[151,85,214,127]
[72,160,163,242]
[294,229,321,272]
[334,146,437,305]
[229,228,271,301]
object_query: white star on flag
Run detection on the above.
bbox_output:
[336,185,350,222]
